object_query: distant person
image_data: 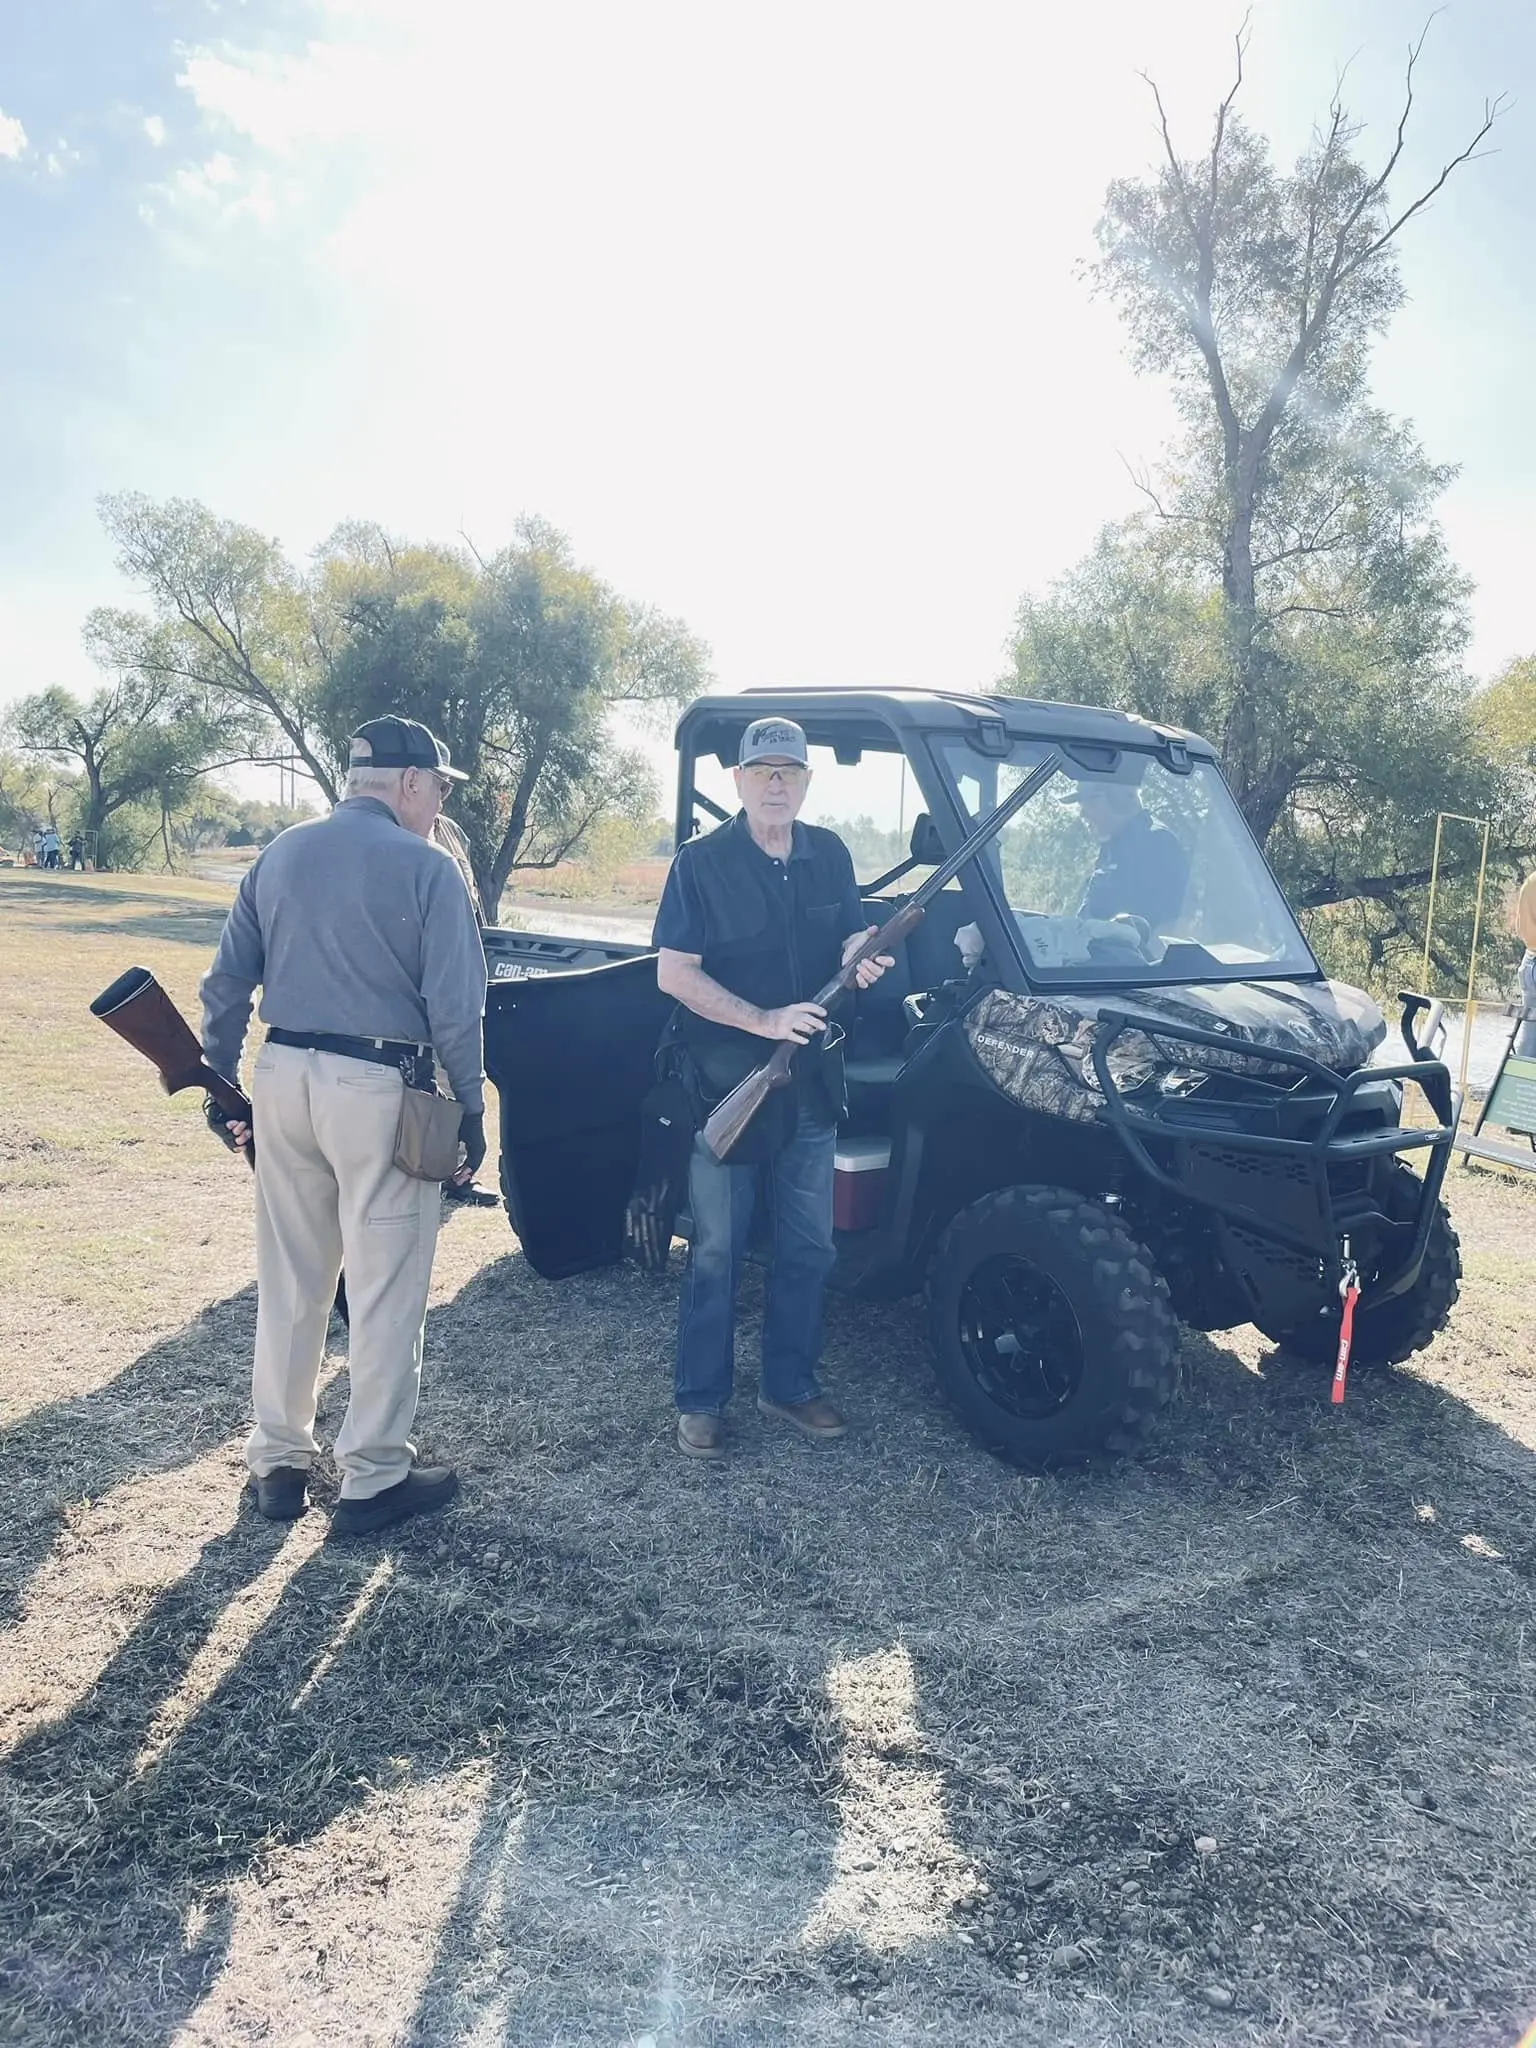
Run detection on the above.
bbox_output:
[200,715,487,1535]
[1071,780,1189,933]
[41,826,61,869]
[1516,874,1536,1061]
[67,832,85,871]
[31,828,45,867]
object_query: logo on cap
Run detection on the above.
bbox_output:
[739,717,809,766]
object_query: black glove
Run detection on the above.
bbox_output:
[456,1110,486,1179]
[204,1093,246,1157]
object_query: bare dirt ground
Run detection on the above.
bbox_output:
[2,868,1535,2048]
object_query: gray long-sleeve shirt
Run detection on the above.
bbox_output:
[200,797,488,1112]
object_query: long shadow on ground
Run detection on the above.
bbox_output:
[2,1246,1535,2045]
[0,1287,261,1631]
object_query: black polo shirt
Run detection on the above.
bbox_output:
[653,811,864,1118]
[1079,808,1190,931]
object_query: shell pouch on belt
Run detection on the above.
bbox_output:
[394,1086,464,1180]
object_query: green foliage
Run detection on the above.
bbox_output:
[822,814,909,881]
[4,673,247,870]
[317,518,710,918]
[90,493,326,792]
[92,501,711,921]
[0,751,78,852]
[1475,655,1536,773]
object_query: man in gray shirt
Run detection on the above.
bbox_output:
[201,715,488,1535]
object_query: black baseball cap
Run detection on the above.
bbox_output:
[349,715,468,781]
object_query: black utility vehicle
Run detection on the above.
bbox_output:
[484,689,1460,1467]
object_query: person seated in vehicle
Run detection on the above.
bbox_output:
[652,715,891,1463]
[1069,776,1189,933]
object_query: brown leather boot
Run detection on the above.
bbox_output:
[677,1412,726,1460]
[756,1395,848,1440]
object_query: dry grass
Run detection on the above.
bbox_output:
[3,866,1536,2047]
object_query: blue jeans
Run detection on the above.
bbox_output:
[675,1101,837,1414]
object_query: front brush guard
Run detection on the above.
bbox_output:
[1088,1008,1455,1305]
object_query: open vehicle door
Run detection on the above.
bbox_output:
[486,954,673,1278]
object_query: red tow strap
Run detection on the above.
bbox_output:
[1332,1242,1361,1406]
[1331,1284,1360,1404]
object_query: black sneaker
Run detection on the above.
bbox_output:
[329,1465,459,1536]
[246,1466,309,1521]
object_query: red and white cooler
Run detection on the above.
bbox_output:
[832,1137,892,1232]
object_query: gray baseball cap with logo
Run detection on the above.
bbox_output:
[739,716,809,767]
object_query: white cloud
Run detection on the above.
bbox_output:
[144,114,167,147]
[0,108,27,159]
[162,150,284,227]
[177,42,386,155]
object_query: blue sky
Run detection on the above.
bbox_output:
[1,0,1532,726]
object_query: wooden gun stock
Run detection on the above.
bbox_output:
[700,1040,797,1162]
[90,966,254,1161]
[700,902,924,1163]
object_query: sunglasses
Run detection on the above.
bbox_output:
[742,762,808,784]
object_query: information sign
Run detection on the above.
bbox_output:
[1485,1055,1536,1139]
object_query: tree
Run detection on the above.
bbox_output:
[5,674,242,871]
[89,493,333,797]
[1088,24,1500,832]
[1008,24,1528,987]
[91,500,711,916]
[0,750,77,854]
[318,519,710,917]
[1475,655,1536,775]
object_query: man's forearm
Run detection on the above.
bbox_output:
[661,959,776,1038]
[200,974,256,1083]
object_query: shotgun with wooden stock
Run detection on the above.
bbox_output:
[700,750,1064,1162]
[90,965,255,1162]
[89,965,361,1326]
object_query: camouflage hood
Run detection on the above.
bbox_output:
[965,980,1386,1124]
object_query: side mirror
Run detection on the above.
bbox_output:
[908,812,945,865]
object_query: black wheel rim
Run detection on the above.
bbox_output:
[956,1255,1085,1420]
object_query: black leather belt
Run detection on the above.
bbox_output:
[265,1028,435,1091]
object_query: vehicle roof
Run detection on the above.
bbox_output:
[675,686,1217,761]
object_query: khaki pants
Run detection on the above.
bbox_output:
[248,1044,441,1499]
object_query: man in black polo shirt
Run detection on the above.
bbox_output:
[1074,779,1189,933]
[653,716,891,1460]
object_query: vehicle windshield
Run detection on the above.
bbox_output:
[935,738,1318,985]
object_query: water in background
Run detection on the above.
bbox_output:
[1376,1003,1518,1095]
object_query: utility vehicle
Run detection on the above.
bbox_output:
[483,689,1459,1467]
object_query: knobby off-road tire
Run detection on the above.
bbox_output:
[1257,1165,1461,1369]
[925,1184,1179,1470]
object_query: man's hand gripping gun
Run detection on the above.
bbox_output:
[700,750,1064,1162]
